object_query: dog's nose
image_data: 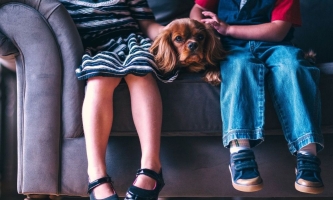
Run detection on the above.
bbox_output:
[188,42,198,51]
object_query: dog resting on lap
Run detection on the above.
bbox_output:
[150,18,226,85]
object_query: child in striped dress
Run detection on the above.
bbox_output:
[60,0,169,199]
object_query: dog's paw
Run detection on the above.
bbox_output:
[304,49,316,64]
[204,70,221,86]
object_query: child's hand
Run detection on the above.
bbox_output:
[201,11,229,36]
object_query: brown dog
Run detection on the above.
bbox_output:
[150,18,226,85]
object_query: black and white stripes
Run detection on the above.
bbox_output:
[60,0,178,82]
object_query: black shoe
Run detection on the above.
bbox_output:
[124,168,165,200]
[88,176,119,200]
[295,153,324,194]
[229,150,263,192]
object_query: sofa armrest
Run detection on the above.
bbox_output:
[0,0,85,195]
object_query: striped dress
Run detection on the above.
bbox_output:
[60,0,178,82]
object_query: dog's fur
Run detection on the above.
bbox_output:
[150,18,226,85]
[304,49,317,64]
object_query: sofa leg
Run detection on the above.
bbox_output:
[24,194,48,200]
[24,194,62,200]
[49,195,62,200]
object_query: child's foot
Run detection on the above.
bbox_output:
[229,149,263,192]
[295,153,324,194]
[125,168,165,200]
[88,175,118,200]
[133,173,157,190]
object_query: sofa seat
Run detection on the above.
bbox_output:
[1,0,333,198]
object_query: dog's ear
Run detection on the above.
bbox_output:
[150,29,178,73]
[203,24,226,66]
[201,23,226,85]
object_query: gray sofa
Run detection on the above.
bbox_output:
[1,0,333,199]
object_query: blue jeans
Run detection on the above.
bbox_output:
[220,40,324,154]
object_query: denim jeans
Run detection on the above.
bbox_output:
[220,40,324,154]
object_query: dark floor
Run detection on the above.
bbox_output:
[62,198,333,200]
[64,198,333,200]
[1,194,333,200]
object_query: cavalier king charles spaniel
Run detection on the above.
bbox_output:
[150,18,226,85]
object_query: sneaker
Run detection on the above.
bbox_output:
[229,149,263,192]
[295,153,324,194]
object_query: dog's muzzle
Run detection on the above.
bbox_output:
[188,42,198,51]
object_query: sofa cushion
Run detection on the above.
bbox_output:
[291,1,333,63]
[147,0,194,25]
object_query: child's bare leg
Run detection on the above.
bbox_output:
[125,74,162,190]
[83,76,121,198]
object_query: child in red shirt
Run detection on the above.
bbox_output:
[191,0,324,194]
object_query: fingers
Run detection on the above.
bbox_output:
[201,18,219,29]
[202,11,217,19]
[200,11,219,24]
[201,18,215,24]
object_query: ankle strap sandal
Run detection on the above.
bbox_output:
[88,176,119,200]
[125,168,165,200]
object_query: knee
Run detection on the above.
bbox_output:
[125,73,156,85]
[273,46,318,73]
[0,55,16,71]
[86,76,121,91]
[273,46,312,68]
[221,57,257,78]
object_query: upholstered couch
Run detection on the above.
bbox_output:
[1,0,333,199]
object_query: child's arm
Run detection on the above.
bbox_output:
[190,3,206,21]
[138,20,164,41]
[201,11,292,42]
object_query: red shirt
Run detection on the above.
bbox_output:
[195,0,302,26]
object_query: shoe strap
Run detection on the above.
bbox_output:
[136,168,164,185]
[297,154,321,163]
[297,154,321,172]
[234,160,258,171]
[232,150,255,160]
[233,154,255,161]
[231,151,258,171]
[88,176,113,194]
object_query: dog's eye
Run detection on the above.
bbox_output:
[175,36,183,42]
[197,34,204,41]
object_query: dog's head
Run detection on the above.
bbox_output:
[150,18,226,85]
